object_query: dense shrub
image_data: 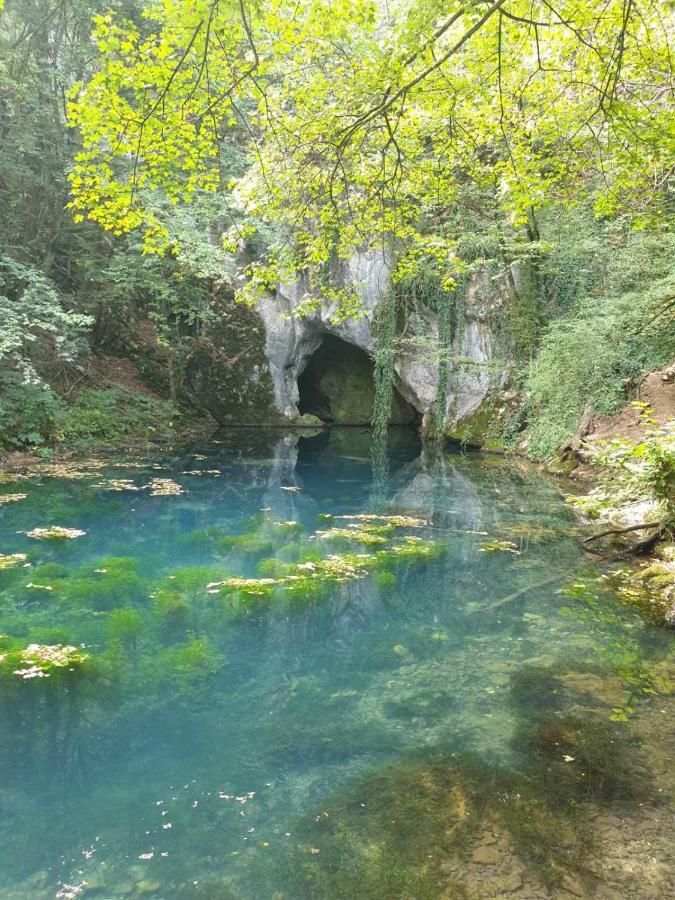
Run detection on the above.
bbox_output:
[517,227,675,459]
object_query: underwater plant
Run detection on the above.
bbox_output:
[153,565,227,634]
[62,557,147,611]
[154,638,221,691]
[107,608,144,650]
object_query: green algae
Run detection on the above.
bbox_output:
[107,608,144,649]
[60,557,147,610]
[205,516,443,610]
[156,638,221,687]
[214,539,441,606]
[314,525,391,546]
[152,565,227,634]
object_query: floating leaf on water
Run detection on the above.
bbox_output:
[479,540,521,554]
[148,478,184,496]
[12,643,89,679]
[333,514,428,528]
[25,526,86,540]
[208,577,280,597]
[0,472,25,485]
[37,460,107,479]
[0,493,27,505]
[111,461,150,469]
[94,479,141,492]
[0,553,27,570]
[315,526,389,546]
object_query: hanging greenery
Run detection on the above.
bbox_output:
[434,280,466,437]
[372,290,399,437]
[389,262,467,437]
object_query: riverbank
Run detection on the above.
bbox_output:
[551,367,675,627]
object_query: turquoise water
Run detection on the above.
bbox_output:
[0,429,672,899]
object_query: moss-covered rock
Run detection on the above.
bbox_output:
[445,397,504,450]
[291,413,325,428]
[183,293,278,424]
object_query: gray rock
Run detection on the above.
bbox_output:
[252,249,511,440]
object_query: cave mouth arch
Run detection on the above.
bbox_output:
[297,334,418,426]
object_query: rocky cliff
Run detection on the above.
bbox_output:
[188,250,512,445]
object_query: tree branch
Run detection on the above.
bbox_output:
[582,521,662,544]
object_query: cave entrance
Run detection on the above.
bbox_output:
[297,334,418,426]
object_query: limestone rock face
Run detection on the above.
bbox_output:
[193,250,509,439]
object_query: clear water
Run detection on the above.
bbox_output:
[0,429,672,899]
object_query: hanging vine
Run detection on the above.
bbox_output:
[369,433,391,507]
[372,250,469,436]
[372,289,399,437]
[434,275,466,436]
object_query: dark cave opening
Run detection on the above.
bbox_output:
[297,334,418,426]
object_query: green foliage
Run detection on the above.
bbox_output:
[0,370,61,448]
[55,388,178,450]
[0,256,92,447]
[0,2,223,451]
[517,228,675,458]
[67,0,673,299]
[0,256,91,366]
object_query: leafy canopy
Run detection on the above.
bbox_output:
[68,0,674,300]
